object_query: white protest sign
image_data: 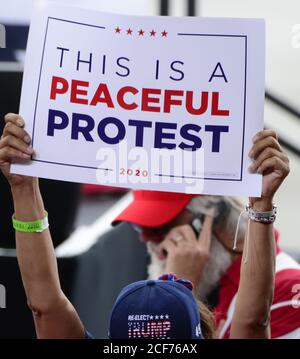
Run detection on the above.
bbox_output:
[12,1,265,196]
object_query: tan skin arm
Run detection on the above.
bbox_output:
[0,114,85,339]
[229,203,275,339]
[230,130,289,339]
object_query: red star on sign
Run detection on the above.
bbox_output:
[138,29,145,36]
[115,27,121,34]
[161,30,168,37]
[150,30,156,37]
[127,28,133,35]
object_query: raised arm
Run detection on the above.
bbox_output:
[0,113,85,339]
[230,130,290,339]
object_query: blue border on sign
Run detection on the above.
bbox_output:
[31,18,248,181]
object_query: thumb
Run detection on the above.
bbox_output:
[0,161,11,173]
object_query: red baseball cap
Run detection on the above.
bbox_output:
[112,190,197,227]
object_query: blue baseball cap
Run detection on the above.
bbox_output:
[109,274,203,339]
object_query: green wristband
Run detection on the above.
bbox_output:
[12,212,49,233]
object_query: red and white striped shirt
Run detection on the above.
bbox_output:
[214,234,300,339]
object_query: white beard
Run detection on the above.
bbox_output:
[146,236,233,300]
[147,242,167,280]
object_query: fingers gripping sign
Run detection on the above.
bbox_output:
[0,113,35,187]
[248,130,290,203]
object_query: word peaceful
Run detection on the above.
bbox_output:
[48,48,230,153]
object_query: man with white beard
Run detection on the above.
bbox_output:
[113,192,300,339]
[146,196,239,301]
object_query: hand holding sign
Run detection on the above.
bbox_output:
[248,130,290,209]
[0,114,34,187]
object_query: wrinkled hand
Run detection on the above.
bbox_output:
[0,113,35,187]
[162,212,214,291]
[248,130,290,208]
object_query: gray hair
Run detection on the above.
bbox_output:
[186,196,247,244]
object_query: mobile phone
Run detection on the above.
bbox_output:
[191,217,203,237]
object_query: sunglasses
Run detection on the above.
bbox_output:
[130,223,170,235]
[130,216,203,237]
[130,223,143,233]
